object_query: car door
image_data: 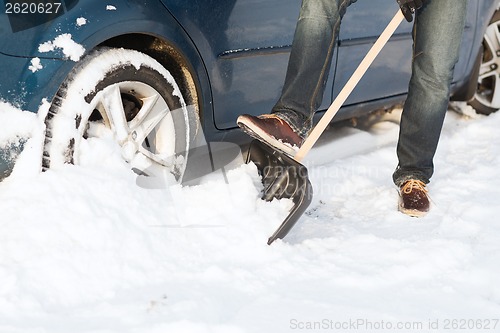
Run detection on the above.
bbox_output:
[333,0,478,108]
[163,0,338,130]
[333,0,413,108]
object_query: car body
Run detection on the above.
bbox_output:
[1,0,499,180]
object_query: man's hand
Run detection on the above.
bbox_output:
[397,0,424,22]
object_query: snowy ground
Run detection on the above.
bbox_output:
[1,101,500,333]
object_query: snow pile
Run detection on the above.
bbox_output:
[0,102,40,198]
[1,104,500,332]
[0,102,37,143]
[38,34,86,61]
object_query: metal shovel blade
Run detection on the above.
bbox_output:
[246,140,313,244]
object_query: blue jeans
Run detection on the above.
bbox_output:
[272,0,468,186]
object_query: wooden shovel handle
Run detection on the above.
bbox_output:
[294,10,405,162]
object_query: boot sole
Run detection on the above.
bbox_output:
[237,119,299,157]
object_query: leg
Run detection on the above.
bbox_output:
[272,0,357,137]
[393,0,468,186]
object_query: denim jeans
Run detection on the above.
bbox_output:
[271,0,467,186]
[272,0,358,137]
[393,0,467,186]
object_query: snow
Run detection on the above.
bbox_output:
[1,101,500,331]
[0,102,37,144]
[76,17,87,27]
[38,34,86,62]
[28,58,43,73]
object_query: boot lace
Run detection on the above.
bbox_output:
[401,179,428,194]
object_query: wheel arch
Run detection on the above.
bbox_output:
[18,5,214,137]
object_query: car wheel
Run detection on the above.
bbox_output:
[43,48,192,181]
[469,10,500,115]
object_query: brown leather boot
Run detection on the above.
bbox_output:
[398,179,430,217]
[237,114,303,156]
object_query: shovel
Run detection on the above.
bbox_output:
[247,10,405,244]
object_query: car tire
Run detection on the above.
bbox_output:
[43,48,192,181]
[468,10,500,115]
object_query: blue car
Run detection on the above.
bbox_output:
[1,0,499,181]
